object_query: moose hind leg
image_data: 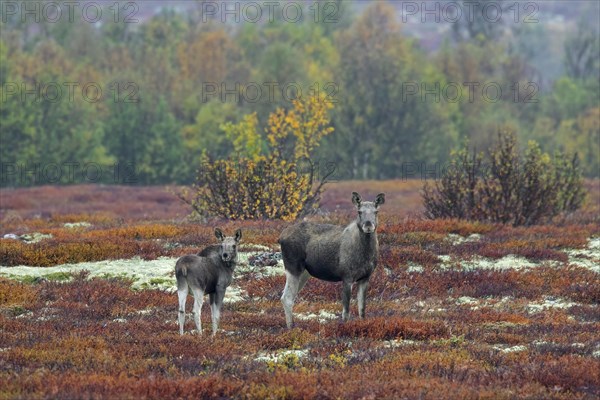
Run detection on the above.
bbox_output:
[357,279,369,319]
[281,271,302,329]
[298,269,310,292]
[177,282,188,335]
[190,286,204,335]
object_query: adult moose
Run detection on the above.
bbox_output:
[175,228,242,335]
[279,192,385,328]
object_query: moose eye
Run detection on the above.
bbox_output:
[232,245,236,250]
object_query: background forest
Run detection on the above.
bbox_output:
[1,0,599,186]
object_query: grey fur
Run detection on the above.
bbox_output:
[279,192,385,328]
[175,228,242,335]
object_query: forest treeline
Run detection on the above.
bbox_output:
[0,0,598,186]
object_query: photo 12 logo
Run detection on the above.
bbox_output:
[200,1,340,23]
[1,82,139,104]
[400,1,539,24]
[1,162,138,185]
[402,81,538,104]
[400,160,549,181]
[1,1,139,24]
[201,81,339,104]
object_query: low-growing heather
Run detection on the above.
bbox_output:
[1,180,599,399]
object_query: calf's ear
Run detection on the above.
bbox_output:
[351,192,362,207]
[214,228,225,241]
[375,193,385,207]
[234,229,242,243]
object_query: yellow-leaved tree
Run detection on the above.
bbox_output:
[178,96,335,220]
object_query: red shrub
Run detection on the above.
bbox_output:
[324,316,448,341]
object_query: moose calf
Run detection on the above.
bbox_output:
[175,228,242,335]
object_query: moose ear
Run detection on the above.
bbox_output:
[214,228,225,241]
[234,228,242,243]
[351,192,362,207]
[375,193,385,207]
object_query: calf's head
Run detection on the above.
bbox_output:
[214,228,242,262]
[352,192,385,234]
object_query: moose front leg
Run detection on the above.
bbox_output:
[341,281,353,321]
[357,279,369,319]
[209,293,216,334]
[211,288,226,336]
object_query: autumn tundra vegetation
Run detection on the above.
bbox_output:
[1,175,599,398]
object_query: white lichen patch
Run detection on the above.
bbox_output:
[406,263,424,273]
[531,340,551,347]
[527,296,578,314]
[239,243,273,252]
[235,263,284,278]
[382,339,419,348]
[427,308,447,313]
[410,298,447,313]
[63,222,92,229]
[473,296,511,311]
[254,349,309,364]
[494,344,528,353]
[456,296,479,305]
[565,237,600,273]
[441,254,566,272]
[223,285,245,303]
[34,307,61,322]
[457,255,539,271]
[0,250,260,301]
[295,309,338,323]
[135,308,154,315]
[20,232,53,243]
[438,255,452,263]
[0,257,178,291]
[434,237,600,273]
[235,251,284,278]
[592,345,600,359]
[15,311,33,319]
[445,233,483,245]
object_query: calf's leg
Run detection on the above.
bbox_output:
[190,286,204,334]
[177,281,188,335]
